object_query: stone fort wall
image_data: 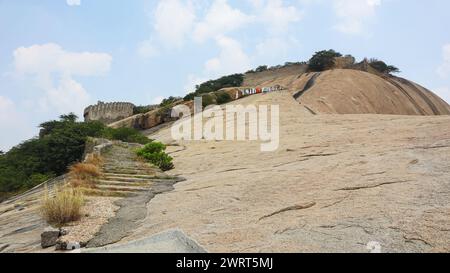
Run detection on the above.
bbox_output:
[84,101,135,124]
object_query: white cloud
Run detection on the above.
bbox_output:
[138,0,196,58]
[184,75,207,94]
[256,36,300,62]
[437,44,450,78]
[154,0,196,48]
[13,43,112,116]
[204,35,251,76]
[184,35,251,94]
[0,96,33,151]
[137,39,159,58]
[332,0,381,35]
[193,0,254,42]
[249,0,302,63]
[255,0,302,35]
[151,96,164,105]
[434,87,450,105]
[38,76,91,115]
[0,96,16,125]
[66,0,81,6]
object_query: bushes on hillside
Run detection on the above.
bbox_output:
[102,127,151,145]
[183,74,244,101]
[369,59,400,74]
[160,96,181,107]
[255,65,268,72]
[133,105,153,115]
[216,91,232,105]
[0,113,151,199]
[136,142,174,171]
[308,49,342,72]
[202,94,216,108]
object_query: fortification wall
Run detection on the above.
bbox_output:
[84,101,135,124]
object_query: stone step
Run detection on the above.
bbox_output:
[101,176,155,183]
[95,184,149,192]
[103,165,147,169]
[102,169,154,175]
[103,164,151,169]
[80,188,138,198]
[96,180,152,187]
[103,173,158,179]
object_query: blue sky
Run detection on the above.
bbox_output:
[1,0,450,151]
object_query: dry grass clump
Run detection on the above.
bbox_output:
[41,187,84,226]
[68,163,102,188]
[85,153,104,167]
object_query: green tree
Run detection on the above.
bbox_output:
[216,91,232,104]
[255,65,268,72]
[160,96,181,107]
[1,113,151,198]
[369,59,400,74]
[133,105,153,115]
[308,49,342,72]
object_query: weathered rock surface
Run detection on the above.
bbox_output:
[116,91,450,253]
[41,227,60,248]
[84,230,206,253]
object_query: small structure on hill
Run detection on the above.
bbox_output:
[84,101,135,124]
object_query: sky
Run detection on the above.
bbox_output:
[0,0,450,151]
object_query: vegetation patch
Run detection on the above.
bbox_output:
[215,91,233,105]
[184,73,244,101]
[68,163,102,189]
[0,113,150,199]
[41,187,84,227]
[368,58,400,74]
[133,105,154,115]
[102,127,151,145]
[308,49,343,72]
[136,142,174,171]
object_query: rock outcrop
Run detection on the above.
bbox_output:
[292,70,450,115]
[119,91,450,253]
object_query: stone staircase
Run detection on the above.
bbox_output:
[0,141,184,252]
[86,144,165,197]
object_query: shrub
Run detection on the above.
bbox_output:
[183,92,196,101]
[369,59,400,74]
[68,163,102,188]
[160,96,181,107]
[255,65,268,72]
[84,153,104,167]
[137,142,166,154]
[308,49,342,72]
[41,187,84,226]
[102,127,151,145]
[133,105,153,115]
[216,91,232,105]
[202,94,216,108]
[136,142,174,171]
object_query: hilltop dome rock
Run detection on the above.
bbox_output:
[287,69,450,116]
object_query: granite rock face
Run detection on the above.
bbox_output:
[118,91,450,253]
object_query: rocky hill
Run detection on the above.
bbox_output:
[1,62,450,253]
[123,91,450,253]
[243,68,450,116]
